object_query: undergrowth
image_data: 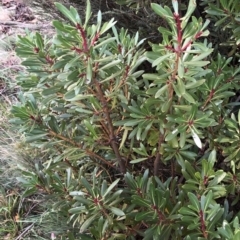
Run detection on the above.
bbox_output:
[1,0,240,239]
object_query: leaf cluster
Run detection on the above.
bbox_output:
[8,0,240,239]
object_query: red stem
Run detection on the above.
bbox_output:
[174,13,182,52]
[199,210,208,238]
[76,23,88,52]
[91,32,100,46]
[71,46,83,54]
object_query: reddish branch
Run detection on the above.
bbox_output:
[94,80,126,173]
[202,89,215,109]
[167,13,183,99]
[45,55,54,65]
[91,32,100,46]
[182,31,203,51]
[76,23,88,52]
[152,205,168,224]
[71,46,83,54]
[118,44,122,53]
[199,210,208,238]
[47,130,115,169]
[203,175,208,185]
[34,47,39,53]
[64,158,78,173]
[174,13,182,52]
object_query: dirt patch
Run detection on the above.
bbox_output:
[0,0,52,99]
[0,0,35,31]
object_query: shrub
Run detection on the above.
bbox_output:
[10,0,240,239]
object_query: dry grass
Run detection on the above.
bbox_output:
[0,102,22,238]
[0,33,35,238]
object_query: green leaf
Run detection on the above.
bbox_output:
[84,119,97,138]
[100,60,121,70]
[86,59,93,83]
[133,143,149,156]
[25,133,48,143]
[191,128,202,149]
[66,168,72,188]
[64,93,93,101]
[123,119,143,127]
[68,206,86,214]
[35,32,44,50]
[185,60,210,67]
[75,108,93,114]
[81,177,94,196]
[110,207,125,216]
[73,196,92,205]
[55,3,78,25]
[132,196,151,208]
[182,92,196,103]
[188,222,201,231]
[207,206,224,228]
[48,116,60,133]
[165,129,179,141]
[22,187,37,197]
[208,171,226,186]
[52,20,66,31]
[102,179,120,198]
[208,149,217,167]
[152,53,173,67]
[80,213,99,232]
[192,50,213,61]
[94,37,116,49]
[70,5,82,25]
[119,127,130,149]
[202,191,213,212]
[143,73,170,81]
[176,77,186,95]
[224,149,240,162]
[178,58,184,78]
[42,86,61,96]
[181,215,198,222]
[205,9,226,17]
[100,19,116,35]
[180,131,186,148]
[179,207,198,216]
[151,3,173,20]
[181,0,197,29]
[185,79,205,89]
[84,0,91,28]
[135,211,153,221]
[188,192,200,211]
[155,85,168,98]
[130,158,148,164]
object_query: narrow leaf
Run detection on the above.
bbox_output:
[103,179,120,198]
[110,207,125,216]
[191,128,202,149]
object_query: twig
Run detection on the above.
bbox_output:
[15,223,34,240]
[48,130,115,169]
[94,80,126,174]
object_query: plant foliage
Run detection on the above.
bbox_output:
[9,0,240,239]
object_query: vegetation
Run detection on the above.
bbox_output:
[1,0,240,239]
